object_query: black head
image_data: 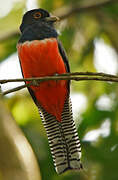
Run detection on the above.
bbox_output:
[20,8,59,33]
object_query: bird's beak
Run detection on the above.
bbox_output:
[45,15,60,23]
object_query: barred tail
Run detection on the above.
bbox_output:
[39,96,82,174]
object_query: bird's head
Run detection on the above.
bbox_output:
[20,8,59,33]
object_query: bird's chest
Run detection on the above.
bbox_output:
[17,38,66,77]
[17,38,68,121]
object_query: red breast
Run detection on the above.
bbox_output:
[17,38,68,121]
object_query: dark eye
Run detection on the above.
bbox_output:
[33,12,42,19]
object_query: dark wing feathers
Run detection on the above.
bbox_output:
[57,40,70,73]
[57,40,70,92]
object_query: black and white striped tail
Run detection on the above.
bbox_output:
[39,96,82,174]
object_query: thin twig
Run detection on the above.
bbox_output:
[0,72,118,84]
[59,72,118,78]
[1,72,118,95]
[2,83,32,96]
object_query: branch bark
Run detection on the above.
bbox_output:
[1,72,118,96]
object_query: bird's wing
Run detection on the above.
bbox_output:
[57,40,70,92]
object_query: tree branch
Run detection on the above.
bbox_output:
[1,72,118,96]
[2,83,32,96]
[57,0,118,20]
[0,31,19,42]
[0,99,41,180]
[0,72,118,84]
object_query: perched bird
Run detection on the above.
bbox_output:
[17,8,82,174]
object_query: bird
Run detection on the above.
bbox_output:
[17,8,82,174]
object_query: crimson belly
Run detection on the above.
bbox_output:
[17,38,68,122]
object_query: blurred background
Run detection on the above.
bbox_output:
[0,0,118,179]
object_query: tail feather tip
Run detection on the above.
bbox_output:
[56,162,83,174]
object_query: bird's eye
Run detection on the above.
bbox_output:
[33,12,42,19]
